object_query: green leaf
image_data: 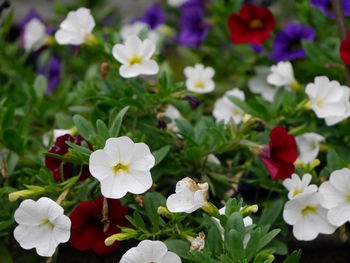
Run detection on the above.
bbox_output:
[257,229,281,251]
[65,141,92,157]
[2,129,24,154]
[164,240,190,259]
[73,115,96,140]
[152,145,171,166]
[326,149,343,171]
[144,192,166,232]
[109,106,129,137]
[96,119,110,140]
[258,199,284,226]
[33,75,47,99]
[283,250,302,263]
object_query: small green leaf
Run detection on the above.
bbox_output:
[109,106,129,137]
[33,75,47,99]
[73,115,95,140]
[257,229,281,251]
[152,145,171,166]
[258,199,284,226]
[283,250,302,263]
[96,119,110,140]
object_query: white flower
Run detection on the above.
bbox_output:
[295,133,324,164]
[213,88,245,124]
[164,105,181,132]
[213,206,253,247]
[13,197,71,257]
[23,18,46,51]
[248,66,279,102]
[267,61,296,88]
[120,240,181,263]
[55,7,95,45]
[184,64,215,94]
[168,0,188,7]
[166,177,208,213]
[283,192,336,241]
[89,136,155,199]
[305,76,350,125]
[283,173,318,200]
[112,35,159,78]
[319,168,350,227]
[120,21,159,43]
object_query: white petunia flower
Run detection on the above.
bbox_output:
[13,197,71,257]
[23,18,46,51]
[283,173,318,200]
[248,66,279,102]
[295,133,324,164]
[164,105,181,132]
[283,192,336,241]
[319,168,350,226]
[184,64,215,94]
[213,88,245,124]
[166,177,208,213]
[112,35,159,78]
[305,76,350,125]
[89,136,155,199]
[267,61,296,89]
[120,21,159,43]
[168,0,188,7]
[55,7,95,45]
[120,240,181,263]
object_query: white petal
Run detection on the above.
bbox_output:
[14,225,40,250]
[112,44,129,64]
[139,38,156,59]
[124,169,153,194]
[329,168,350,193]
[14,199,40,226]
[120,247,144,263]
[89,149,115,181]
[37,197,63,221]
[327,206,350,226]
[292,216,320,241]
[283,199,302,225]
[104,137,135,164]
[125,35,142,55]
[55,29,83,45]
[130,143,155,170]
[52,216,71,243]
[166,190,197,213]
[119,64,141,78]
[138,60,159,75]
[161,251,182,263]
[100,173,128,199]
[138,240,168,261]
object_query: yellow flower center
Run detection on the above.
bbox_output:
[316,97,324,108]
[194,81,205,89]
[346,191,350,203]
[293,188,302,196]
[301,205,317,216]
[129,55,143,66]
[41,219,54,229]
[250,19,263,29]
[112,163,129,175]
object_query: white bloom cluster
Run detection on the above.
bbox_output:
[306,76,350,126]
[283,169,350,241]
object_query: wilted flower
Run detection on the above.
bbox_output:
[259,126,298,181]
[267,61,297,89]
[248,66,279,102]
[295,132,324,164]
[283,173,318,200]
[45,134,90,182]
[89,136,155,199]
[166,177,208,213]
[305,76,350,125]
[319,168,350,226]
[120,240,181,263]
[13,197,71,257]
[283,192,336,241]
[189,232,205,251]
[112,35,159,78]
[271,24,315,62]
[69,196,129,254]
[55,7,95,45]
[184,64,215,94]
[228,4,275,44]
[213,88,245,124]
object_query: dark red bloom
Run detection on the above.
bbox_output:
[259,126,297,181]
[69,196,129,255]
[340,32,350,64]
[228,4,275,44]
[45,134,90,182]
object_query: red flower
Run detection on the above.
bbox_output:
[340,33,350,64]
[45,134,90,182]
[69,196,129,255]
[259,126,297,181]
[228,4,275,44]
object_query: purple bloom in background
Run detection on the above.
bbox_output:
[310,0,350,18]
[251,44,264,53]
[19,9,42,29]
[181,0,206,8]
[39,56,62,94]
[178,3,210,48]
[271,24,315,62]
[138,4,165,30]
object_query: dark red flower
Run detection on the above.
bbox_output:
[259,126,297,181]
[69,196,129,255]
[340,32,350,64]
[228,4,275,44]
[45,134,90,182]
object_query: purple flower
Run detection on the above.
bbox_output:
[19,9,42,30]
[310,0,350,18]
[183,94,201,109]
[138,4,165,30]
[271,24,315,62]
[39,56,62,94]
[178,6,210,48]
[251,44,264,53]
[181,0,206,8]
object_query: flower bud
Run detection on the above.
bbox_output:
[9,187,45,202]
[104,228,138,246]
[182,95,201,109]
[157,206,172,218]
[240,204,258,217]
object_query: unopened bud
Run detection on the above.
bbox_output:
[157,206,172,218]
[201,202,220,218]
[104,229,138,246]
[9,187,45,202]
[240,204,258,217]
